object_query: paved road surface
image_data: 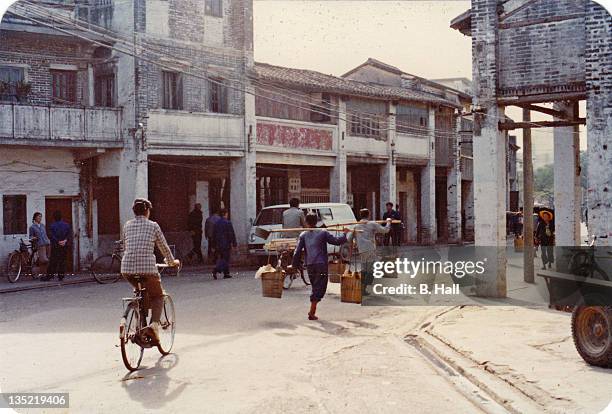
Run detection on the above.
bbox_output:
[0,272,486,414]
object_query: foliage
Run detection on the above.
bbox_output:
[534,163,554,206]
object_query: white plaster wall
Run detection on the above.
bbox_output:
[96,150,121,177]
[0,148,80,262]
[345,135,387,157]
[396,170,418,242]
[395,134,429,158]
[147,110,244,149]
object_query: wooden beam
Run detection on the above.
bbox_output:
[511,103,568,119]
[497,91,586,106]
[523,108,535,284]
[499,119,586,130]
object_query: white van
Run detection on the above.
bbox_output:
[248,202,356,260]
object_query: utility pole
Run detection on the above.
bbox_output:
[523,108,534,283]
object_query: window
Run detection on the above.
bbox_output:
[350,114,382,138]
[94,74,115,107]
[205,0,222,17]
[0,66,25,102]
[209,78,228,113]
[310,93,332,122]
[396,104,429,134]
[51,70,77,104]
[3,195,27,235]
[162,71,183,110]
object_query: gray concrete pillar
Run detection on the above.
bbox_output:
[447,114,462,243]
[331,98,347,203]
[231,83,257,247]
[553,101,581,246]
[87,64,95,107]
[463,180,475,240]
[380,102,397,211]
[119,140,148,226]
[420,107,437,244]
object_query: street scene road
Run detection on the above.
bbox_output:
[1,271,611,413]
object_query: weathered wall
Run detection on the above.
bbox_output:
[497,0,586,97]
[0,29,93,106]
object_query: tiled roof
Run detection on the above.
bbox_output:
[253,62,462,108]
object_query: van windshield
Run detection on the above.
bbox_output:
[254,208,285,226]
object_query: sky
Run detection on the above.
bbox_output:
[253,0,594,167]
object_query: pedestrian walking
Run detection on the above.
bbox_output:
[205,210,221,264]
[348,208,391,295]
[535,211,555,270]
[29,212,50,276]
[282,197,306,238]
[382,202,401,247]
[188,203,204,263]
[44,210,72,281]
[212,209,237,279]
[289,213,349,320]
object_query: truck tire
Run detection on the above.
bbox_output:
[571,304,612,368]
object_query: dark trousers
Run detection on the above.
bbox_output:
[541,245,554,266]
[191,231,204,262]
[124,274,164,323]
[207,238,216,263]
[384,229,401,247]
[47,245,67,277]
[214,249,231,276]
[307,262,328,303]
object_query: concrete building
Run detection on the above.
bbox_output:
[253,60,466,245]
[0,0,255,268]
[451,0,611,296]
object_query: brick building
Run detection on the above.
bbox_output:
[451,0,611,295]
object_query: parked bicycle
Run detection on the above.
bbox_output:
[276,245,309,289]
[119,263,176,371]
[569,235,610,281]
[6,238,39,283]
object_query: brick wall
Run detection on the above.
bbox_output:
[497,0,586,97]
[0,30,93,106]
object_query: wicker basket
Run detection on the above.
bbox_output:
[261,270,285,298]
[328,261,345,283]
[514,236,524,252]
[341,271,362,304]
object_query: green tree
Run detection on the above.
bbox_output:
[534,163,554,206]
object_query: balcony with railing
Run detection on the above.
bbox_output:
[0,103,123,147]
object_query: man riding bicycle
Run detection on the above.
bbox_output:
[121,199,179,343]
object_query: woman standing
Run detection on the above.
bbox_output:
[535,211,555,270]
[29,212,50,277]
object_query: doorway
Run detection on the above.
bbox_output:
[45,197,74,272]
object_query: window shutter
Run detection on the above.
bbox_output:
[177,74,183,110]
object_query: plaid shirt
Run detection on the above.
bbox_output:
[120,217,175,275]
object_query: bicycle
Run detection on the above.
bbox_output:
[569,235,610,281]
[6,238,39,283]
[90,240,123,284]
[119,264,177,371]
[277,246,309,289]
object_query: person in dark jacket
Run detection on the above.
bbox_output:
[289,213,349,320]
[45,210,72,281]
[205,210,221,263]
[212,209,237,279]
[382,202,401,247]
[535,211,555,270]
[187,203,204,263]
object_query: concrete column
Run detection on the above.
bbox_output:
[463,180,475,240]
[196,181,210,257]
[380,102,397,211]
[87,64,95,107]
[585,2,611,245]
[420,107,437,244]
[230,83,257,247]
[447,114,462,243]
[553,101,581,246]
[471,0,507,297]
[331,98,347,203]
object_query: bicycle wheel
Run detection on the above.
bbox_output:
[91,254,122,284]
[300,267,310,286]
[157,295,176,355]
[283,273,295,289]
[120,303,144,371]
[6,252,22,283]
